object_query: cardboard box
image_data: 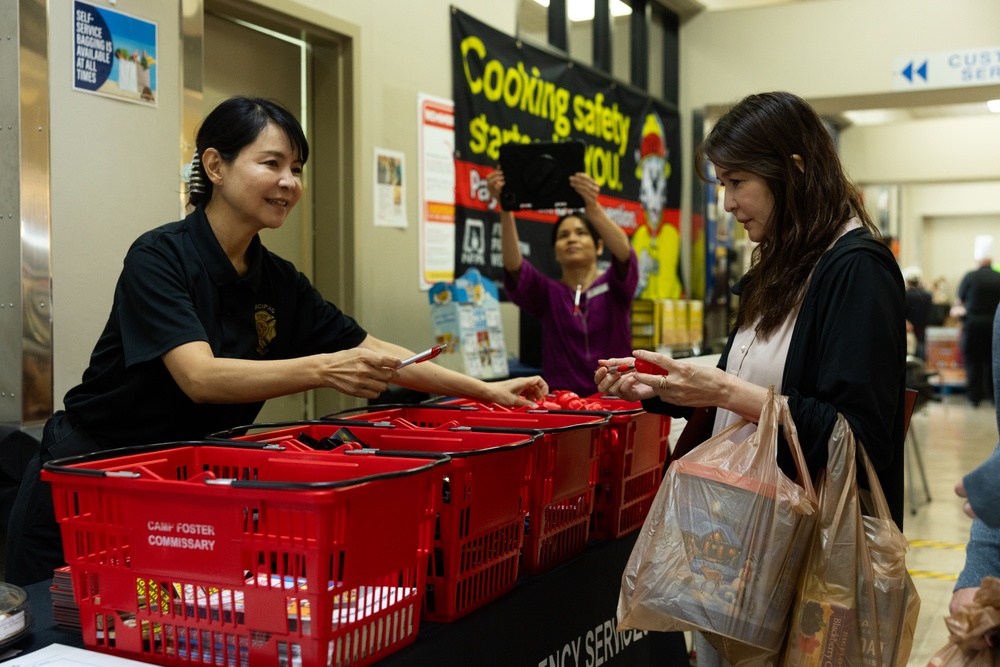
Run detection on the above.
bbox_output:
[925,327,960,370]
[654,459,811,650]
[688,300,704,351]
[429,268,509,380]
[631,300,656,349]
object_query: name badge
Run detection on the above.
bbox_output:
[586,283,609,299]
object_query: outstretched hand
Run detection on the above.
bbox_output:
[488,375,550,407]
[319,348,400,400]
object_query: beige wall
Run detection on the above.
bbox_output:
[679,0,1000,281]
[49,0,182,403]
[48,0,524,407]
[680,0,1000,106]
[255,1,523,362]
[46,0,1000,406]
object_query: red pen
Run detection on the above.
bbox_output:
[396,343,448,369]
[610,358,669,376]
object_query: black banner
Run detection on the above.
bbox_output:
[451,9,683,300]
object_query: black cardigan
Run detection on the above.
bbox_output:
[645,228,907,529]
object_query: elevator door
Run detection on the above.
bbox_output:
[204,12,311,422]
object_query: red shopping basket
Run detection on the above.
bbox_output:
[42,440,448,667]
[581,394,670,540]
[328,403,609,573]
[211,420,539,622]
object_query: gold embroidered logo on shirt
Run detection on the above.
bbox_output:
[255,307,276,356]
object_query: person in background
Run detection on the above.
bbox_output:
[594,91,906,667]
[949,302,1000,650]
[954,235,1000,407]
[6,96,548,587]
[929,276,952,326]
[902,265,933,360]
[486,168,637,397]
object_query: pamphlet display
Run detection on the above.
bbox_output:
[429,268,509,380]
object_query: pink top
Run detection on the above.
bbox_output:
[713,218,862,440]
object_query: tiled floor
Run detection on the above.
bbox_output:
[902,394,998,666]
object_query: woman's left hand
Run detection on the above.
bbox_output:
[488,375,550,407]
[569,172,601,208]
[595,357,654,401]
[629,350,731,408]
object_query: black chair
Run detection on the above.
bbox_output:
[903,369,932,515]
[0,426,41,532]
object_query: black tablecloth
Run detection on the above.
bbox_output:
[9,532,689,665]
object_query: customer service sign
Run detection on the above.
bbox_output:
[894,46,1000,90]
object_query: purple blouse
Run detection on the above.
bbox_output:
[505,249,639,395]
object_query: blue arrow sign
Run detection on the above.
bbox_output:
[895,46,1000,91]
[901,60,928,82]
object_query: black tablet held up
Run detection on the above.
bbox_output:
[498,140,586,212]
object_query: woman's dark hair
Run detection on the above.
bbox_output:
[550,212,600,248]
[187,96,309,207]
[694,91,881,337]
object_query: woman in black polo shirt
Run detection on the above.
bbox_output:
[6,96,548,586]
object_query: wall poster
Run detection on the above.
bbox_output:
[374,147,407,229]
[418,94,457,289]
[73,1,158,106]
[450,9,682,300]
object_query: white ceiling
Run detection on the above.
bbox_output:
[842,102,997,126]
[654,0,1000,124]
[522,0,999,124]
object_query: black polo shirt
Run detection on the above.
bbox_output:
[64,206,367,448]
[958,265,1000,321]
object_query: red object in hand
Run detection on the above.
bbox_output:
[634,358,668,375]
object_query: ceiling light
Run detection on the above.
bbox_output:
[841,109,912,127]
[532,0,633,22]
[988,99,1000,113]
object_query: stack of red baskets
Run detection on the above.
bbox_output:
[581,394,671,540]
[42,440,448,667]
[213,419,539,623]
[330,403,609,575]
[490,390,672,540]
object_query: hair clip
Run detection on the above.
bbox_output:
[184,150,205,196]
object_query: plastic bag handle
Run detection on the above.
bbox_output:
[764,390,818,503]
[683,390,817,503]
[856,434,893,521]
[851,432,888,667]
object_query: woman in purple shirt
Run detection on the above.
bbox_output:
[487,170,638,396]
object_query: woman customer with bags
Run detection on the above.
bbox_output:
[596,91,907,666]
